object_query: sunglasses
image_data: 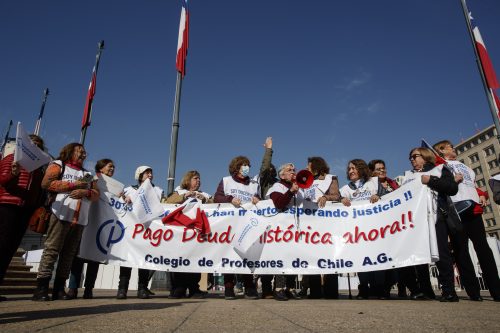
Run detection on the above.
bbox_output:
[409,154,422,161]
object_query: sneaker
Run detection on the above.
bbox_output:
[225,287,236,300]
[285,289,302,300]
[274,289,289,301]
[244,288,259,300]
[190,291,207,299]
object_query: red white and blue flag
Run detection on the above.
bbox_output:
[421,139,447,166]
[81,67,96,130]
[176,0,189,77]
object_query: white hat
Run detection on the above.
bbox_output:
[135,165,152,181]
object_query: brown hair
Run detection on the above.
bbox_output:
[57,143,83,163]
[228,156,250,176]
[180,170,200,190]
[346,159,371,182]
[28,134,44,150]
[307,156,330,175]
[410,147,435,165]
[432,140,452,157]
[95,158,114,173]
[368,159,385,172]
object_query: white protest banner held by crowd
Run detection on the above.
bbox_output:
[80,180,438,274]
[13,122,51,172]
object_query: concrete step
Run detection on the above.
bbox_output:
[7,264,33,272]
[0,285,36,295]
[2,277,37,287]
[4,270,37,279]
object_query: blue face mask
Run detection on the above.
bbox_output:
[241,165,250,177]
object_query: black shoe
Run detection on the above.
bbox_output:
[169,288,186,299]
[66,288,78,300]
[0,295,7,302]
[83,288,93,299]
[189,291,207,299]
[225,287,236,300]
[137,288,150,299]
[116,289,127,300]
[355,294,369,300]
[410,292,430,301]
[244,288,259,300]
[439,293,459,302]
[32,289,50,302]
[52,290,72,300]
[469,296,483,302]
[145,287,155,296]
[274,289,289,301]
[285,289,302,300]
[262,291,274,299]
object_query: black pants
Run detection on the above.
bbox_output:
[308,274,338,298]
[400,264,435,297]
[68,256,100,289]
[460,207,500,299]
[119,267,150,290]
[171,272,201,293]
[0,205,31,285]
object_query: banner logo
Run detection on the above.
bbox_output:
[96,219,125,254]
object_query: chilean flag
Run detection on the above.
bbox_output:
[176,0,189,77]
[81,67,96,130]
[162,198,211,235]
[421,139,447,166]
[473,26,500,90]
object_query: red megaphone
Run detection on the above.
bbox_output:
[294,169,314,189]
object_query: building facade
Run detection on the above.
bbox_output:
[455,124,500,239]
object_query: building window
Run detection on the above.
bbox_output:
[476,179,486,187]
[488,159,499,170]
[473,166,483,175]
[469,153,479,163]
[484,205,493,213]
[485,218,495,227]
[459,159,465,164]
[484,145,495,157]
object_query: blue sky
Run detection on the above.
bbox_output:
[1,0,500,194]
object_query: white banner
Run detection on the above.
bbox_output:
[13,122,51,172]
[79,180,437,274]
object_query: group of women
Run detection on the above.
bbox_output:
[0,137,499,302]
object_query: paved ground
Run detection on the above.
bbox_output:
[0,290,499,332]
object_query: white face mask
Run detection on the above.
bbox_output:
[240,165,250,177]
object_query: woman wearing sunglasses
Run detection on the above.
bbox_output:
[401,147,460,302]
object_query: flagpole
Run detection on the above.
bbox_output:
[460,0,500,140]
[80,40,105,145]
[34,88,49,136]
[167,72,183,196]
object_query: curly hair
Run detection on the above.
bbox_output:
[346,159,371,182]
[180,170,201,190]
[307,156,330,176]
[95,158,114,173]
[57,143,84,163]
[228,156,250,176]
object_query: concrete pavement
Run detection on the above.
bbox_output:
[0,290,499,332]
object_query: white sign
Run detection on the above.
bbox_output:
[13,122,51,172]
[79,180,437,274]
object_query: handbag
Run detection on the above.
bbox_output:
[28,206,51,234]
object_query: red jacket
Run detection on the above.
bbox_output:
[0,153,44,208]
[473,187,489,215]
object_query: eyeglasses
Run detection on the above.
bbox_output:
[375,167,386,172]
[409,154,422,161]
